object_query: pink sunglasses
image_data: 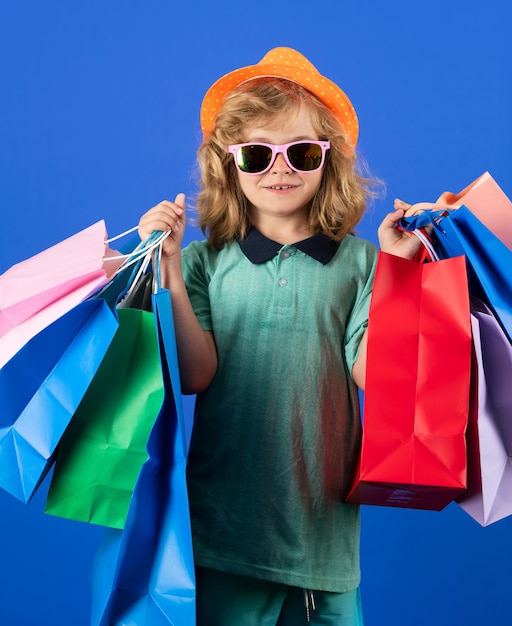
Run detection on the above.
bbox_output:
[227,140,330,175]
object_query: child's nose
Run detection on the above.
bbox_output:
[271,152,291,173]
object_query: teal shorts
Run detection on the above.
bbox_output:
[196,567,364,626]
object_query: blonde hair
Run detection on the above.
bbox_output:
[195,78,380,248]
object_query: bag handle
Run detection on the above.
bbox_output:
[398,210,454,262]
[398,209,451,231]
[92,230,168,307]
[106,230,169,271]
[412,228,439,262]
[121,229,172,300]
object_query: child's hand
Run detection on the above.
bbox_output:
[377,194,460,259]
[138,193,186,262]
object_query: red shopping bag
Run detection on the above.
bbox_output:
[346,251,472,511]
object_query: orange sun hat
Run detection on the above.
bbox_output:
[200,47,359,147]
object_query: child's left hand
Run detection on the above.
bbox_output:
[377,193,460,259]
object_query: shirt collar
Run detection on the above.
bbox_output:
[238,226,340,265]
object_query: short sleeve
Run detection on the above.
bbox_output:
[344,243,377,376]
[181,240,213,331]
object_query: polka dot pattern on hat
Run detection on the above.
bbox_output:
[200,47,359,147]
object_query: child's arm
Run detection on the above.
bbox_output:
[351,331,368,390]
[138,194,218,395]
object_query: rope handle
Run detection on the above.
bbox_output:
[411,228,440,262]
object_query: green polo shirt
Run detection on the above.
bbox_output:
[182,227,377,593]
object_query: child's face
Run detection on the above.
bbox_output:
[235,104,324,228]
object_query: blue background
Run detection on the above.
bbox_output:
[1,1,511,624]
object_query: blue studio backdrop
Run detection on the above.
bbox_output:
[1,1,511,624]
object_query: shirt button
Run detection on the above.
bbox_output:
[279,277,288,287]
[282,250,291,259]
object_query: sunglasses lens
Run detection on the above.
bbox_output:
[287,143,324,171]
[236,145,273,173]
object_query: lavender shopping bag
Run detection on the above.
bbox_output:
[457,298,512,526]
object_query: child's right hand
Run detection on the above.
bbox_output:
[138,192,186,262]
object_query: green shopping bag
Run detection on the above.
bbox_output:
[45,305,164,529]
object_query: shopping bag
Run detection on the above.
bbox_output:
[346,251,472,510]
[456,299,512,526]
[0,226,164,504]
[442,207,512,344]
[0,298,119,503]
[401,206,512,344]
[91,256,195,626]
[152,260,193,452]
[443,171,512,249]
[45,302,165,530]
[45,231,178,528]
[0,221,126,368]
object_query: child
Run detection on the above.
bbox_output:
[138,47,422,626]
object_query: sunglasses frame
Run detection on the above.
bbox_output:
[227,140,331,175]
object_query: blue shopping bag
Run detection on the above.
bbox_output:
[91,251,195,626]
[401,206,512,343]
[0,298,118,502]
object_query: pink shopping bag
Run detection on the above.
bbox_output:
[445,171,512,250]
[0,221,125,367]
